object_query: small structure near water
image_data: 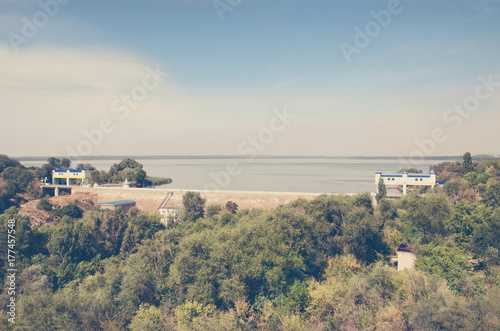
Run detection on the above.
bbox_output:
[375,171,437,196]
[98,200,136,213]
[157,192,181,225]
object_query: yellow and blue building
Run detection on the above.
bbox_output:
[52,168,92,186]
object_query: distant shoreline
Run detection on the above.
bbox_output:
[14,154,500,162]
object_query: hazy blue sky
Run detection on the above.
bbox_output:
[1,0,499,157]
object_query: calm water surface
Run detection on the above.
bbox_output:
[20,157,455,193]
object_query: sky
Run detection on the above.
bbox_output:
[1,0,500,158]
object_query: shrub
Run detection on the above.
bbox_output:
[36,198,52,212]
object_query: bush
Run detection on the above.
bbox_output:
[36,198,52,212]
[206,204,222,218]
[53,204,83,219]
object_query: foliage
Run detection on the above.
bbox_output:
[225,201,239,214]
[415,244,469,291]
[78,158,171,187]
[463,171,478,183]
[376,177,387,203]
[181,191,206,223]
[1,166,34,189]
[396,193,452,244]
[430,161,462,181]
[481,179,500,208]
[175,301,216,327]
[76,163,96,171]
[470,208,500,263]
[109,158,147,186]
[205,204,222,218]
[52,204,83,219]
[448,200,490,249]
[462,152,474,174]
[144,176,172,187]
[47,157,71,169]
[1,155,500,330]
[36,197,52,212]
[398,167,423,173]
[129,304,163,331]
[0,154,21,173]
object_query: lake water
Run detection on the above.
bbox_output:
[19,156,457,193]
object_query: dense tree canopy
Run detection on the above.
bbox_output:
[0,155,499,329]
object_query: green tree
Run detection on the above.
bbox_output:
[398,167,423,173]
[175,301,215,328]
[182,191,206,223]
[1,166,34,188]
[463,171,478,183]
[376,178,387,203]
[225,201,238,214]
[76,163,96,171]
[481,179,500,208]
[448,200,489,248]
[35,163,54,183]
[471,208,500,263]
[129,304,163,331]
[47,217,95,264]
[53,204,83,219]
[415,245,469,291]
[398,193,452,244]
[0,154,21,173]
[47,157,71,169]
[205,204,222,218]
[462,152,474,174]
[108,158,148,186]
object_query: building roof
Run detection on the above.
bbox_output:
[99,200,136,206]
[379,173,404,177]
[377,172,434,177]
[397,242,417,253]
[53,168,92,173]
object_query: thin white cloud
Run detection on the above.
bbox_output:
[1,46,499,157]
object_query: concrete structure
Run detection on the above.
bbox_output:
[41,185,73,197]
[71,186,323,213]
[375,171,436,195]
[98,200,136,213]
[397,243,417,271]
[157,192,181,225]
[123,179,131,188]
[52,169,92,186]
[158,208,181,225]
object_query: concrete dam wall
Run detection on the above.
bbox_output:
[72,187,323,213]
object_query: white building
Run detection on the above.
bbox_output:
[157,192,181,225]
[375,171,436,195]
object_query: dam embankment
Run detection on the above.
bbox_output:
[71,187,325,212]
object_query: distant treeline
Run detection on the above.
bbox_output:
[16,154,500,162]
